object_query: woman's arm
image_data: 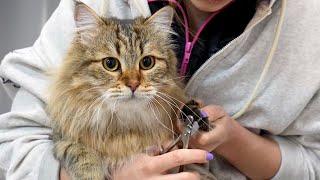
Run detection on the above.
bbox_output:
[192,102,320,180]
[190,105,281,179]
[214,120,281,179]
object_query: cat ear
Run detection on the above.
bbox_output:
[145,6,174,33]
[74,1,104,44]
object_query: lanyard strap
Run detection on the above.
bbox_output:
[148,0,234,76]
[180,11,218,76]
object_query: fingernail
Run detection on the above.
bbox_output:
[200,110,208,118]
[206,152,214,161]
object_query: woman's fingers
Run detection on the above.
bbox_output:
[114,149,212,180]
[201,105,226,122]
[189,114,235,151]
[190,126,225,150]
[149,149,210,173]
[153,172,200,180]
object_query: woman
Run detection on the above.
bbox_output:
[0,0,319,179]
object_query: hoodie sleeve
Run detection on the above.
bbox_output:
[0,0,74,177]
[0,87,60,180]
[0,0,148,179]
[0,47,60,180]
[270,91,320,180]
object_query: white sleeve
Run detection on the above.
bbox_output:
[271,136,320,180]
[0,0,146,179]
[271,91,320,180]
[0,88,60,180]
[0,0,75,178]
[0,45,61,180]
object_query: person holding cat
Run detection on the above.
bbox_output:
[0,0,319,180]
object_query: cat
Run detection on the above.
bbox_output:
[47,1,216,180]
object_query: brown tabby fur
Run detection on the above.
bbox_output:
[47,2,188,179]
[47,2,217,180]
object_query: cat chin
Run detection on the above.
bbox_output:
[111,95,152,105]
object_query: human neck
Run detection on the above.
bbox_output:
[185,2,211,33]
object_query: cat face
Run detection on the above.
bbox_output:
[65,2,178,104]
[48,2,186,144]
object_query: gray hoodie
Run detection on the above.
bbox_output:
[0,0,319,179]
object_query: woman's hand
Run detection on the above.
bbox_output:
[186,104,281,179]
[189,105,237,152]
[114,149,211,180]
[60,149,213,180]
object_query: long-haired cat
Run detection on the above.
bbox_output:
[47,1,215,180]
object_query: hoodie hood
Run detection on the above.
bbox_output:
[89,0,151,19]
[73,0,150,19]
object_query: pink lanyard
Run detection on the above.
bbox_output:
[147,0,234,76]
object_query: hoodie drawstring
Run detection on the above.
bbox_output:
[232,0,287,119]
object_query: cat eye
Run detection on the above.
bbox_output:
[140,56,155,70]
[102,57,120,71]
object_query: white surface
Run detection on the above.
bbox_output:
[0,0,59,114]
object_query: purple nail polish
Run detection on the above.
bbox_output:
[200,110,208,118]
[206,152,214,161]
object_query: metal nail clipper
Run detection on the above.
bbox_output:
[160,100,211,172]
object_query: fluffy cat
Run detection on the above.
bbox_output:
[47,2,216,180]
[47,2,185,179]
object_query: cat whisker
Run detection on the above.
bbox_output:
[151,97,174,129]
[146,99,165,136]
[107,99,118,132]
[154,76,189,83]
[154,94,192,125]
[148,76,187,86]
[157,92,201,119]
[150,81,180,86]
[157,92,213,131]
[154,94,180,122]
[150,96,176,139]
[72,94,104,133]
[82,86,103,93]
[150,84,180,90]
[90,95,106,131]
[88,99,102,124]
[147,97,177,138]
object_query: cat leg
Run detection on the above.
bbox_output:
[54,140,105,180]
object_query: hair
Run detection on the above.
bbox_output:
[47,2,187,178]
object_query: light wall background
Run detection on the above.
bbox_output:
[0,0,60,114]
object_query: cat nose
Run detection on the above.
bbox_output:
[126,80,140,92]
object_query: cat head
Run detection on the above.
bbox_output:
[60,2,180,104]
[49,2,186,132]
[48,2,187,149]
